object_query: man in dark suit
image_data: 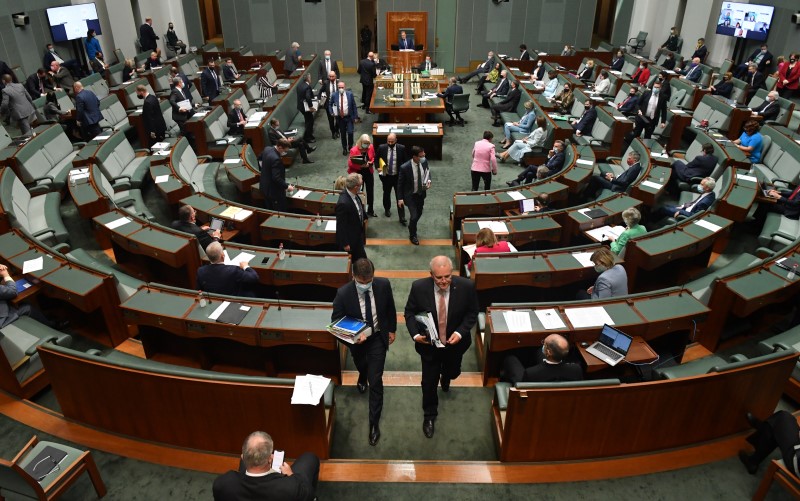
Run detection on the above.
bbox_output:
[629,80,667,141]
[296,73,315,142]
[139,18,159,53]
[585,151,642,198]
[357,52,376,114]
[652,177,716,221]
[329,81,360,155]
[751,91,780,122]
[0,263,62,329]
[24,69,54,99]
[318,71,340,139]
[212,431,319,501]
[171,205,221,252]
[518,44,531,61]
[437,77,464,126]
[332,258,396,446]
[405,255,479,438]
[672,143,716,183]
[169,76,193,135]
[398,31,414,50]
[691,38,708,63]
[572,99,598,137]
[417,56,436,72]
[734,44,774,79]
[221,58,240,82]
[459,51,494,84]
[197,242,258,297]
[502,334,583,384]
[49,61,74,92]
[763,185,800,220]
[284,42,302,74]
[317,50,340,84]
[617,86,640,115]
[610,50,625,72]
[136,84,166,145]
[376,133,408,223]
[739,410,800,476]
[745,64,767,101]
[227,99,247,136]
[73,81,103,140]
[661,27,680,51]
[507,140,566,186]
[42,43,82,78]
[490,80,521,126]
[267,118,314,164]
[479,70,508,108]
[335,173,368,262]
[397,146,431,245]
[201,60,222,102]
[169,66,192,93]
[260,139,294,212]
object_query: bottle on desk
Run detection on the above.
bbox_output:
[316,213,322,227]
[789,264,797,281]
[278,243,286,261]
[198,290,207,308]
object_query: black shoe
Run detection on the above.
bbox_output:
[306,138,316,143]
[367,211,378,218]
[369,424,380,446]
[302,159,314,164]
[746,412,761,429]
[441,376,450,392]
[385,209,391,217]
[399,218,407,226]
[307,146,317,153]
[506,180,520,187]
[343,150,348,156]
[357,381,367,394]
[410,235,419,245]
[365,110,373,115]
[738,450,758,475]
[423,419,435,438]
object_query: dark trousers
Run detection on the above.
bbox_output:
[337,117,355,152]
[288,137,311,162]
[516,164,540,184]
[325,111,337,136]
[267,192,287,212]
[81,122,102,141]
[461,68,483,83]
[361,83,374,111]
[359,168,374,213]
[350,334,388,425]
[585,174,614,198]
[420,346,465,419]
[301,110,314,140]
[631,114,657,139]
[747,410,800,475]
[502,347,544,384]
[471,171,492,191]
[379,174,405,219]
[406,193,425,238]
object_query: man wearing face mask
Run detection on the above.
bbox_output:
[501,334,583,384]
[617,85,640,116]
[317,50,340,85]
[662,52,676,71]
[319,70,340,139]
[296,73,316,143]
[584,151,642,199]
[169,76,193,135]
[571,99,597,137]
[377,133,408,222]
[629,80,667,141]
[734,44,773,79]
[611,51,625,72]
[328,81,360,155]
[518,44,531,61]
[750,90,780,121]
[259,139,295,211]
[331,258,396,446]
[507,140,565,186]
[165,22,187,55]
[652,177,716,222]
[661,27,680,52]
[268,118,315,164]
[137,84,166,145]
[42,44,82,78]
[680,57,703,84]
[335,173,368,261]
[227,99,248,136]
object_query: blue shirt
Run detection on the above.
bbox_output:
[739,131,763,164]
[543,79,559,99]
[85,37,102,61]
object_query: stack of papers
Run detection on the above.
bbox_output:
[641,180,663,190]
[571,252,596,268]
[507,191,526,201]
[564,307,614,328]
[292,189,311,199]
[233,209,253,221]
[223,158,241,164]
[154,174,170,184]
[291,375,331,405]
[324,220,336,231]
[376,125,392,133]
[504,311,532,332]
[219,206,243,218]
[327,316,369,344]
[414,313,446,348]
[192,111,209,118]
[151,142,171,150]
[585,225,625,242]
[694,219,722,233]
[477,221,509,234]
[69,168,90,183]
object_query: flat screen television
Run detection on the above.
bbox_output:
[715,2,774,42]
[46,3,102,43]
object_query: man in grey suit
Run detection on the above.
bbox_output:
[73,81,103,140]
[0,75,36,136]
[49,61,74,94]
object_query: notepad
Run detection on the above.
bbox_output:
[572,252,596,268]
[223,158,241,164]
[292,189,311,199]
[478,221,509,234]
[694,219,722,233]
[22,257,43,274]
[233,209,253,221]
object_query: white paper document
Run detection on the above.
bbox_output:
[22,256,44,274]
[738,174,757,183]
[503,311,533,332]
[564,307,614,328]
[224,252,256,266]
[577,208,594,218]
[94,135,111,141]
[105,216,132,230]
[641,180,663,190]
[291,375,331,405]
[223,158,241,164]
[650,152,668,159]
[520,199,536,213]
[292,189,311,199]
[571,252,596,268]
[151,142,170,150]
[585,225,624,242]
[462,244,476,259]
[507,191,526,201]
[576,159,594,166]
[154,175,170,184]
[670,108,685,114]
[233,209,253,221]
[324,220,337,231]
[376,125,392,133]
[535,308,567,330]
[478,221,509,234]
[192,111,208,118]
[208,301,231,321]
[694,219,722,233]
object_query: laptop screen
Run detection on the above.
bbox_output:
[598,324,633,355]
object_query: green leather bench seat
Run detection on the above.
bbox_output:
[12,125,79,194]
[0,317,72,385]
[687,252,762,304]
[94,131,149,189]
[32,89,74,125]
[99,94,133,135]
[78,72,109,100]
[655,349,796,379]
[64,248,145,301]
[93,165,154,221]
[574,107,614,148]
[172,137,221,197]
[0,169,68,249]
[203,105,243,151]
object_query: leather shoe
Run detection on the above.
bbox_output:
[367,211,378,218]
[738,450,758,475]
[423,419,435,438]
[342,150,348,156]
[365,110,373,115]
[440,376,450,392]
[357,381,367,394]
[399,218,407,226]
[506,180,520,187]
[307,146,317,153]
[302,159,314,164]
[410,235,419,245]
[369,424,380,446]
[746,412,761,429]
[306,138,316,143]
[385,209,391,217]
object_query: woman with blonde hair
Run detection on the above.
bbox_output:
[469,228,511,269]
[580,247,628,299]
[347,134,376,216]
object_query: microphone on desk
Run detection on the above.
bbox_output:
[275,289,281,311]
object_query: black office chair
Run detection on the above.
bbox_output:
[390,44,399,51]
[414,44,424,51]
[627,31,648,54]
[451,93,469,126]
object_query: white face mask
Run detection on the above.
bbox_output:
[594,264,607,273]
[338,88,345,94]
[696,185,705,193]
[355,281,372,293]
[537,61,542,67]
[325,56,330,60]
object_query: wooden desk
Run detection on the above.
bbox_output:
[578,335,658,373]
[387,51,425,73]
[371,123,444,160]
[370,77,445,123]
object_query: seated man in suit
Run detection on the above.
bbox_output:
[744,64,766,101]
[751,90,780,122]
[212,431,319,501]
[585,151,642,199]
[197,242,258,297]
[0,263,64,330]
[49,61,74,93]
[651,177,716,222]
[489,80,521,126]
[734,44,773,79]
[671,143,716,184]
[571,99,597,137]
[762,185,800,220]
[501,334,583,385]
[24,68,54,99]
[610,50,625,72]
[398,31,414,50]
[617,86,640,116]
[227,99,247,135]
[221,58,240,83]
[437,77,463,126]
[268,118,315,164]
[506,140,565,186]
[417,56,436,73]
[459,52,494,84]
[143,51,162,71]
[171,205,220,253]
[680,57,703,83]
[479,70,508,108]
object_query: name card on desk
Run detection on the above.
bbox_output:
[571,252,595,268]
[641,180,663,190]
[22,256,44,274]
[154,175,170,184]
[105,216,132,230]
[576,159,594,166]
[565,306,614,328]
[223,159,242,164]
[650,152,668,159]
[694,219,722,233]
[325,220,337,231]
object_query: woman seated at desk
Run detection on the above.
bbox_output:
[609,208,647,255]
[709,72,734,99]
[579,247,628,299]
[498,116,546,165]
[552,83,574,115]
[469,228,512,270]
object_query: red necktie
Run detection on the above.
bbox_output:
[340,93,345,118]
[788,186,800,200]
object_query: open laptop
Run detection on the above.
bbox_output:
[585,324,633,366]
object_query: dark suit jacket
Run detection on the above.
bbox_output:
[139,23,159,52]
[752,100,779,121]
[24,74,52,98]
[747,49,774,73]
[573,106,597,135]
[259,146,288,202]
[493,87,521,112]
[197,263,258,297]
[417,61,437,72]
[544,150,566,173]
[296,80,313,113]
[677,191,715,217]
[618,95,639,114]
[169,86,192,123]
[171,219,215,252]
[284,48,301,74]
[662,58,676,71]
[142,93,166,137]
[267,127,291,146]
[683,64,702,83]
[490,78,509,96]
[747,71,766,92]
[327,91,359,133]
[610,57,624,72]
[227,107,246,135]
[318,79,339,103]
[578,66,594,81]
[524,360,584,383]
[397,158,431,203]
[437,83,463,104]
[404,276,479,357]
[519,50,531,61]
[201,67,221,101]
[222,64,238,82]
[774,189,800,220]
[0,280,20,328]
[674,153,716,181]
[144,57,161,71]
[711,80,733,98]
[317,59,340,83]
[332,278,397,348]
[376,142,408,176]
[357,58,376,86]
[398,37,414,50]
[611,162,642,191]
[335,190,366,253]
[212,469,312,501]
[75,89,102,125]
[122,66,135,83]
[692,45,708,63]
[533,65,546,80]
[637,90,668,124]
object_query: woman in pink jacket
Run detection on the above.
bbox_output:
[347,134,377,216]
[471,130,498,191]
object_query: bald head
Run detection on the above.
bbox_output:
[206,241,224,263]
[543,334,570,362]
[241,431,273,472]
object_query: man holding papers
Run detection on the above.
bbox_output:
[332,259,396,446]
[405,256,478,438]
[501,334,583,384]
[172,204,220,253]
[197,242,258,297]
